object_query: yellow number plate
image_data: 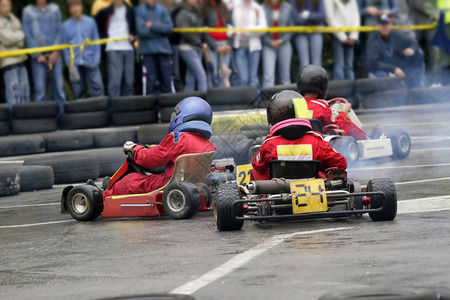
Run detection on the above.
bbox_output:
[290,179,328,214]
[237,164,253,186]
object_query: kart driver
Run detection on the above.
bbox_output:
[251,90,347,180]
[297,65,368,140]
[102,97,216,198]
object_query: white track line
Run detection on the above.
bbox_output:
[398,196,450,214]
[0,220,74,229]
[170,227,352,295]
[395,177,450,185]
[0,203,59,210]
[350,162,450,171]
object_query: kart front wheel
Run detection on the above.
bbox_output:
[367,178,397,221]
[388,130,411,159]
[162,182,201,220]
[331,136,359,166]
[213,182,243,231]
[66,185,103,221]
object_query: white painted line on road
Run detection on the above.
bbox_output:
[0,220,74,229]
[350,162,450,171]
[412,147,450,152]
[395,177,450,185]
[398,196,450,214]
[170,227,352,295]
[0,203,59,210]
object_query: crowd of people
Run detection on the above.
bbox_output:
[1,0,450,113]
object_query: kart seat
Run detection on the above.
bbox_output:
[309,119,323,133]
[269,160,319,180]
[166,150,216,186]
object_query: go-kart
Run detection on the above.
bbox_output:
[324,98,411,164]
[213,160,397,231]
[61,149,216,221]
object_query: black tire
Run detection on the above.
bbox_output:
[159,106,173,123]
[0,168,20,197]
[24,153,100,184]
[42,131,94,152]
[60,111,110,130]
[0,135,45,157]
[196,183,212,207]
[64,96,109,113]
[66,185,103,221]
[111,110,158,126]
[360,89,409,109]
[207,86,258,105]
[329,136,359,166]
[95,149,125,177]
[18,166,54,192]
[162,182,201,219]
[327,79,355,99]
[157,91,206,107]
[355,77,407,94]
[386,130,411,159]
[137,124,170,145]
[0,104,9,121]
[367,178,397,221]
[109,95,157,112]
[409,86,450,104]
[11,118,58,134]
[261,84,297,101]
[92,128,137,148]
[319,288,439,300]
[211,104,251,111]
[12,101,59,119]
[213,182,244,231]
[0,121,10,136]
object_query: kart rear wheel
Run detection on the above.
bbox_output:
[213,182,244,231]
[66,185,103,221]
[330,136,359,165]
[162,182,201,220]
[367,178,397,221]
[196,183,213,207]
[388,130,411,159]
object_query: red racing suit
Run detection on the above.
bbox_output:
[305,97,368,140]
[103,132,216,199]
[251,131,347,181]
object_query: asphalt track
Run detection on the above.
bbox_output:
[1,103,450,300]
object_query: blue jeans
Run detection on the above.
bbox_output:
[70,64,105,99]
[294,33,323,68]
[31,55,66,113]
[235,48,261,87]
[331,37,355,80]
[106,50,135,97]
[142,54,173,95]
[3,65,30,110]
[262,42,292,87]
[207,40,231,87]
[179,49,207,92]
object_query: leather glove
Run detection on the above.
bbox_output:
[123,141,137,154]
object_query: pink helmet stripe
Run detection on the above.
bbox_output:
[270,118,312,136]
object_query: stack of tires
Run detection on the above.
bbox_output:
[261,84,297,103]
[109,95,157,126]
[0,163,54,196]
[0,166,20,197]
[409,85,450,105]
[10,101,59,134]
[0,104,9,136]
[60,96,110,129]
[356,77,408,108]
[158,91,205,123]
[206,86,258,111]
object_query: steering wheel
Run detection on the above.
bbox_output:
[328,97,363,130]
[126,151,167,175]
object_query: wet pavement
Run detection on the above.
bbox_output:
[1,103,450,299]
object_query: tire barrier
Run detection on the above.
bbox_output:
[0,104,10,136]
[0,135,45,157]
[18,165,54,192]
[110,95,158,126]
[0,168,20,197]
[90,127,138,148]
[137,123,170,145]
[42,131,94,152]
[10,102,59,134]
[60,111,110,130]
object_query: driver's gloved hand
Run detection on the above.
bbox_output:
[123,141,137,154]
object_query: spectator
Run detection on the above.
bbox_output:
[23,0,66,113]
[91,0,133,16]
[436,0,450,85]
[176,0,217,92]
[62,0,104,99]
[136,0,173,94]
[262,0,293,87]
[357,0,398,26]
[202,0,233,87]
[324,0,360,80]
[290,0,325,68]
[0,0,30,110]
[366,14,424,88]
[96,0,136,97]
[231,0,268,88]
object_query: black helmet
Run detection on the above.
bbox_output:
[296,65,329,99]
[267,90,312,139]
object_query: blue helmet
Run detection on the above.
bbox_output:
[169,97,213,133]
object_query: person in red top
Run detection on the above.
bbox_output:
[297,64,368,140]
[103,97,216,198]
[251,90,347,181]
